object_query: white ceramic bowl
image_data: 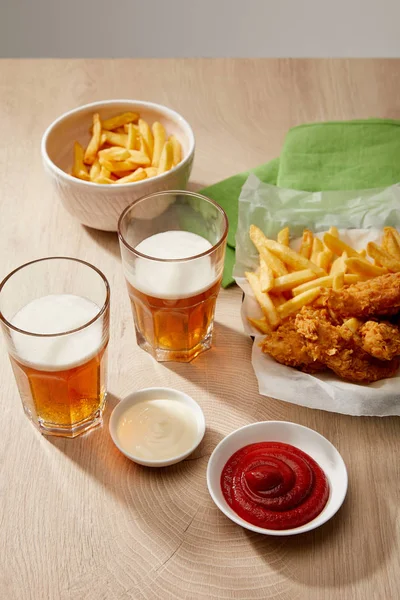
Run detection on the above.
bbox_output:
[41,100,195,231]
[207,421,348,536]
[109,387,206,467]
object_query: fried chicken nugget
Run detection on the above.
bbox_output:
[328,272,400,319]
[340,319,400,360]
[295,307,400,383]
[261,317,325,374]
[358,320,400,361]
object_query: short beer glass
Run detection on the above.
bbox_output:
[118,191,228,362]
[0,258,110,438]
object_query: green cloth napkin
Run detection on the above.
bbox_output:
[201,118,400,287]
[278,119,400,191]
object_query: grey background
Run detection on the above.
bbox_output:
[1,0,400,57]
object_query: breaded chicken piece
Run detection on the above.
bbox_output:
[328,272,400,319]
[358,320,400,361]
[339,319,400,360]
[295,307,400,383]
[261,317,325,373]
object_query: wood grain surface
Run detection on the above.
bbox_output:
[0,59,399,600]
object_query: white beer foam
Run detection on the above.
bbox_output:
[11,294,104,371]
[127,231,218,300]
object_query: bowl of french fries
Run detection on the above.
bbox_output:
[41,100,195,231]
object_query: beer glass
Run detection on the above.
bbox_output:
[118,191,228,362]
[0,258,110,438]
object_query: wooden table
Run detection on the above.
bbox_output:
[1,59,399,600]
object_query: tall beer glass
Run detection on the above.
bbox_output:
[0,258,110,438]
[118,191,228,362]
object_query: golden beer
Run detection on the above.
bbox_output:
[9,344,107,427]
[127,277,221,358]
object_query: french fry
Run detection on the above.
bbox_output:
[382,228,394,255]
[127,150,151,166]
[259,256,274,293]
[262,239,326,276]
[247,317,271,334]
[89,159,101,181]
[367,242,400,272]
[99,147,131,161]
[272,269,317,293]
[310,238,324,265]
[99,150,149,168]
[102,130,129,148]
[322,227,337,266]
[342,274,362,285]
[345,257,388,278]
[245,272,280,329]
[75,172,90,182]
[332,273,344,290]
[101,111,139,131]
[139,136,148,158]
[123,123,139,134]
[292,273,362,296]
[299,229,313,259]
[126,123,136,150]
[277,227,290,246]
[359,249,367,258]
[342,317,362,334]
[330,252,348,275]
[323,233,360,258]
[157,141,174,174]
[328,226,339,237]
[249,225,270,250]
[317,250,332,272]
[292,275,334,296]
[386,227,400,253]
[99,159,139,173]
[114,168,147,184]
[249,226,288,276]
[72,142,90,180]
[169,134,182,166]
[138,119,154,159]
[259,247,288,277]
[100,166,111,179]
[84,113,102,165]
[383,227,400,260]
[151,122,166,168]
[277,288,322,320]
[144,167,158,178]
[111,170,133,178]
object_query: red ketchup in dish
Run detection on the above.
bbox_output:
[221,442,329,530]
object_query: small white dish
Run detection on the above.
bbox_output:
[207,421,348,536]
[109,387,205,467]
